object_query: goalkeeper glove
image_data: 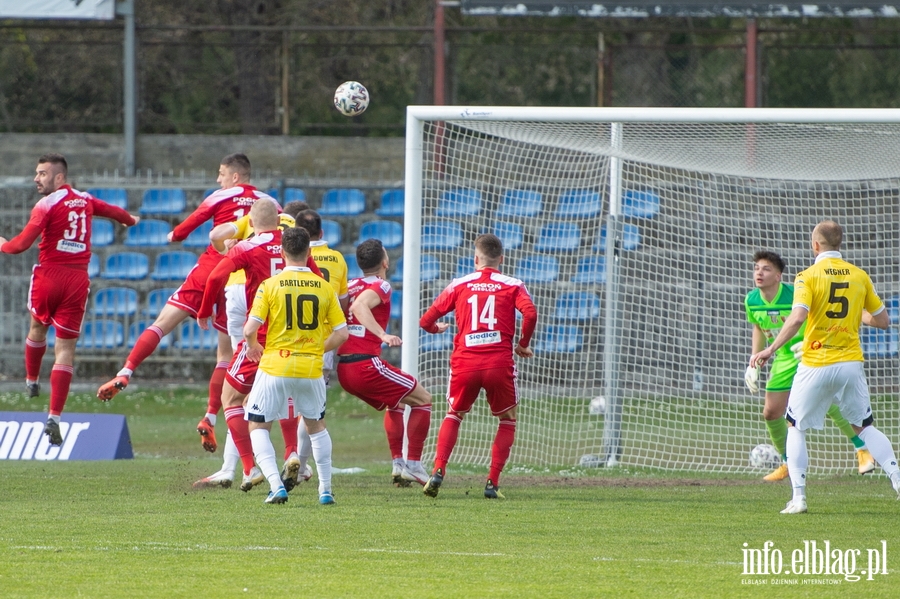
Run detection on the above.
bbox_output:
[790,341,803,361]
[744,365,760,393]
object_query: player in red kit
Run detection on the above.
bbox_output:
[97,153,272,403]
[0,153,139,445]
[337,239,433,486]
[419,234,537,499]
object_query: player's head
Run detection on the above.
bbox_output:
[34,153,68,194]
[283,200,310,219]
[812,220,843,253]
[281,226,311,265]
[217,153,251,188]
[474,234,503,270]
[357,238,388,275]
[295,209,323,240]
[248,197,280,232]
[752,250,785,290]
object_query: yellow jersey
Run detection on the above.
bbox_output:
[225,213,296,286]
[248,265,346,379]
[793,251,884,367]
[309,240,349,332]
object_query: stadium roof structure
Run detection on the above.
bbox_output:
[459,0,900,18]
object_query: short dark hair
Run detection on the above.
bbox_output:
[357,238,386,272]
[38,153,68,177]
[295,209,322,239]
[282,226,310,260]
[283,200,310,219]
[475,233,503,260]
[753,250,785,273]
[221,153,251,179]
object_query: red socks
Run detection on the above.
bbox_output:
[48,363,73,416]
[384,407,405,459]
[433,412,464,473]
[225,406,255,475]
[25,337,47,381]
[406,405,432,461]
[488,419,516,485]
[207,362,228,415]
[124,325,164,372]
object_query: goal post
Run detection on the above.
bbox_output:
[402,106,900,474]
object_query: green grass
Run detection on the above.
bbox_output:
[1,387,899,598]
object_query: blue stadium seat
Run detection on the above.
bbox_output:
[140,188,187,214]
[283,188,306,204]
[571,255,607,284]
[92,287,139,317]
[344,254,364,280]
[203,188,217,198]
[622,189,661,219]
[491,221,524,250]
[553,292,600,321]
[437,188,482,217]
[390,255,441,284]
[357,220,403,249]
[537,325,584,352]
[128,321,172,350]
[376,189,404,217]
[102,252,149,280]
[420,331,453,353]
[144,288,177,317]
[151,251,197,281]
[77,320,124,350]
[535,222,581,252]
[175,321,218,350]
[421,222,463,250]
[597,223,641,252]
[556,189,601,219]
[456,256,475,278]
[514,255,560,284]
[319,188,366,216]
[124,219,171,247]
[46,326,57,348]
[87,188,128,209]
[885,295,900,323]
[498,189,543,218]
[88,253,100,278]
[182,220,212,248]
[321,220,343,247]
[91,220,115,247]
[390,289,402,320]
[861,327,899,358]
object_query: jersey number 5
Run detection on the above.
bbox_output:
[825,282,849,319]
[284,293,319,330]
[467,294,497,331]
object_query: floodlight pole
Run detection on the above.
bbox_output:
[118,0,136,176]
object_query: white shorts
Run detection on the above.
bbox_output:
[245,370,326,423]
[786,361,873,431]
[225,283,247,348]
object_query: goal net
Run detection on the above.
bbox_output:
[401,107,900,474]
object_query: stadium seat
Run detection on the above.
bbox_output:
[175,321,218,350]
[514,254,560,284]
[622,189,661,219]
[182,220,212,248]
[456,256,475,278]
[344,254,364,280]
[139,188,187,214]
[144,288,177,317]
[556,189,601,219]
[436,188,482,217]
[124,219,171,247]
[537,325,584,353]
[88,253,100,278]
[102,252,149,280]
[390,289,403,320]
[491,221,524,250]
[46,326,56,348]
[553,292,601,321]
[390,254,441,284]
[321,219,343,247]
[885,295,900,323]
[571,255,607,284]
[128,321,172,350]
[375,189,404,217]
[498,189,542,218]
[597,223,641,252]
[357,220,403,249]
[151,251,197,281]
[421,222,463,250]
[203,188,217,199]
[861,327,899,358]
[91,219,115,247]
[283,188,306,204]
[535,222,581,252]
[87,188,128,209]
[319,188,366,216]
[77,320,124,350]
[92,287,139,317]
[419,330,453,353]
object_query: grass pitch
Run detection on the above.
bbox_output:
[1,387,898,598]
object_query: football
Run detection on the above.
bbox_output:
[749,444,781,469]
[333,81,369,117]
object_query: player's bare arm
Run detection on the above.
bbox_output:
[242,317,264,362]
[324,324,350,354]
[209,222,240,254]
[514,345,534,358]
[750,306,807,368]
[350,289,401,347]
[862,308,890,330]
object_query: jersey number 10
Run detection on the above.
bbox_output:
[284,293,320,330]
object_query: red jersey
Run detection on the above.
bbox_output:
[340,276,393,356]
[420,267,538,373]
[169,184,271,258]
[1,185,135,267]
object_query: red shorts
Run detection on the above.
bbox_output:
[166,253,228,333]
[446,365,519,416]
[225,340,260,395]
[337,355,417,411]
[29,264,90,339]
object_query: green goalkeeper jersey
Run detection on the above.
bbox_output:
[744,282,806,360]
